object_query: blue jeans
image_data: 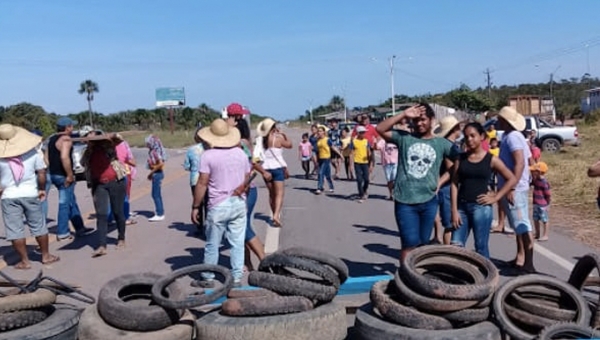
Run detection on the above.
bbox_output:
[50,174,85,238]
[42,172,52,222]
[317,159,333,191]
[151,171,164,216]
[500,190,532,235]
[355,163,370,197]
[451,202,493,258]
[394,196,438,248]
[245,186,258,242]
[437,184,452,229]
[202,196,247,282]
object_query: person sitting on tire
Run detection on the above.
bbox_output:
[191,119,251,288]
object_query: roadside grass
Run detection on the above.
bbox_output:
[120,130,198,149]
[542,121,600,246]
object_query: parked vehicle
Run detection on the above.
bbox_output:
[483,116,579,153]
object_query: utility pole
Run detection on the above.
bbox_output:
[484,68,493,100]
[390,55,396,115]
[549,65,561,123]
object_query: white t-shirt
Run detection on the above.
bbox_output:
[498,131,531,192]
[0,149,46,199]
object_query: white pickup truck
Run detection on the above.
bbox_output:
[483,116,580,153]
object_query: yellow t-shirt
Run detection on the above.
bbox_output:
[487,129,497,140]
[352,138,370,164]
[341,137,351,157]
[317,137,331,159]
[489,147,499,157]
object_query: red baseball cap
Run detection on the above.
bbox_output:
[226,103,250,116]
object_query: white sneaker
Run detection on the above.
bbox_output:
[148,215,165,222]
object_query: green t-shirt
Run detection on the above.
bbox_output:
[391,130,460,204]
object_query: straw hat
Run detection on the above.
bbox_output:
[0,124,42,158]
[434,115,460,138]
[498,106,526,132]
[256,118,277,137]
[198,119,241,148]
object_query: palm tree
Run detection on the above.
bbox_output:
[78,80,99,127]
[328,95,345,112]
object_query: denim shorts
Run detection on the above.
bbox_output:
[267,168,286,182]
[437,185,452,229]
[383,164,397,182]
[1,197,47,241]
[394,196,438,249]
[532,205,549,222]
[500,190,533,235]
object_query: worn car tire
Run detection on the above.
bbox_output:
[78,305,194,340]
[227,288,278,299]
[493,274,591,340]
[151,264,232,309]
[248,271,337,303]
[0,308,49,332]
[259,253,341,288]
[279,247,349,283]
[196,301,346,340]
[400,246,499,301]
[568,253,600,328]
[370,280,452,330]
[0,289,56,313]
[97,272,184,332]
[504,303,556,329]
[353,303,502,340]
[221,295,313,316]
[538,322,600,340]
[394,269,491,314]
[0,304,81,340]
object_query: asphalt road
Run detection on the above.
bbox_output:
[0,128,597,313]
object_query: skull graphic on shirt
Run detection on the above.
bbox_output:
[407,143,437,179]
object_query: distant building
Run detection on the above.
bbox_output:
[581,87,600,114]
[509,95,542,115]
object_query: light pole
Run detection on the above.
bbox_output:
[390,55,396,116]
[549,65,561,123]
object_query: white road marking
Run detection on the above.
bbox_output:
[534,243,574,272]
[264,226,280,255]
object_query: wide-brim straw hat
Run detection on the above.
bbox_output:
[498,106,526,132]
[0,124,42,158]
[256,118,277,137]
[434,115,460,138]
[198,119,241,148]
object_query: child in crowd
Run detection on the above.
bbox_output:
[530,162,551,241]
[376,136,398,200]
[489,138,499,157]
[351,126,371,203]
[340,128,354,180]
[315,126,340,194]
[298,133,313,179]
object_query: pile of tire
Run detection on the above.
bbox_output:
[195,247,349,340]
[0,289,81,340]
[354,245,503,340]
[492,274,593,340]
[78,272,199,340]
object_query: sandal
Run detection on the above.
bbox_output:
[42,255,60,265]
[14,262,32,270]
[92,248,107,258]
[126,219,137,225]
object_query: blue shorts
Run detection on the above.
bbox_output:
[532,205,549,223]
[437,185,452,229]
[500,190,533,235]
[383,164,397,182]
[394,196,438,249]
[267,168,286,182]
[1,197,47,241]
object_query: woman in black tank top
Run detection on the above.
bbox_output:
[450,123,517,258]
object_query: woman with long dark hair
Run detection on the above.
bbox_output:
[450,122,516,258]
[256,118,292,227]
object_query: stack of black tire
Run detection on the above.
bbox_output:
[0,289,81,340]
[354,245,503,340]
[195,247,349,340]
[78,273,195,340]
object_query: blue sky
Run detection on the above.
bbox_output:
[1,0,599,120]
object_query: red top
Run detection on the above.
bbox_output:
[352,124,379,146]
[89,147,117,184]
[481,139,490,152]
